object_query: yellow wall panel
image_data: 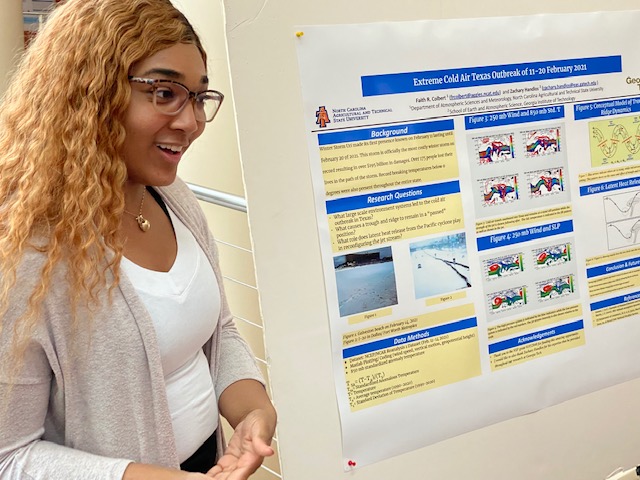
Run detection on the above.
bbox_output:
[200,201,252,250]
[216,242,256,288]
[251,467,280,480]
[260,437,281,475]
[223,279,262,325]
[257,360,272,398]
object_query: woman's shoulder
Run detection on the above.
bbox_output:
[1,246,67,334]
[11,244,59,292]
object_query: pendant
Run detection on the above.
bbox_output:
[136,215,151,232]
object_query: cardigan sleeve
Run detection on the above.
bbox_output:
[206,223,265,399]
[0,319,132,480]
[0,427,131,480]
[213,297,265,399]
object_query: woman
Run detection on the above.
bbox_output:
[0,1,276,479]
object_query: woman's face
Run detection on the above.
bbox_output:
[122,42,208,188]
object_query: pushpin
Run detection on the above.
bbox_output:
[295,31,304,38]
[347,460,356,467]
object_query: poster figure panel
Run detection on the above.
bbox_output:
[410,232,470,299]
[335,246,398,317]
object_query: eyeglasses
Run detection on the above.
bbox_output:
[128,76,224,123]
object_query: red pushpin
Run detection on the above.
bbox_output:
[347,460,357,467]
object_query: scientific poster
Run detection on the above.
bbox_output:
[295,11,640,468]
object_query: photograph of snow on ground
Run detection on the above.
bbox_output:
[410,233,470,299]
[334,247,398,317]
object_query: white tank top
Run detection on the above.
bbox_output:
[121,209,220,462]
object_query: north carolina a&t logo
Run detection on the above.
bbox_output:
[316,106,330,128]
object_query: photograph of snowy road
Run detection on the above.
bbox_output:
[411,233,471,299]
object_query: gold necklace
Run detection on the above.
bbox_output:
[123,187,151,232]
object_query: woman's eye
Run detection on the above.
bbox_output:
[154,87,177,103]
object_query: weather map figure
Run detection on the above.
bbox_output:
[534,243,571,268]
[488,287,527,313]
[525,127,561,157]
[528,168,564,197]
[484,253,524,280]
[481,175,519,205]
[475,133,515,164]
[590,115,640,166]
[537,275,574,300]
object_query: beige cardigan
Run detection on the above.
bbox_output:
[0,179,263,479]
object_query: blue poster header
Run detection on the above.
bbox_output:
[465,106,564,130]
[586,256,640,279]
[343,317,477,359]
[361,55,622,97]
[488,320,583,354]
[318,119,453,146]
[590,289,640,311]
[574,96,640,120]
[326,181,460,214]
[579,176,640,196]
[476,220,573,252]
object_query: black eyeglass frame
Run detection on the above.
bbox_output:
[128,76,224,123]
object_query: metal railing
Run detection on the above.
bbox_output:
[186,182,247,213]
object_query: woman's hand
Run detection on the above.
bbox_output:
[206,409,275,479]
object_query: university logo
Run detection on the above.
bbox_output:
[316,106,330,128]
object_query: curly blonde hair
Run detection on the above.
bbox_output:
[0,0,206,362]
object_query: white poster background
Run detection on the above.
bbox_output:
[295,11,640,468]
